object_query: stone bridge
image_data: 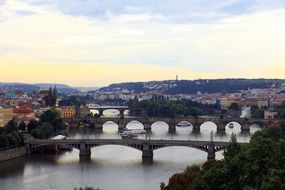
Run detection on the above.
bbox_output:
[89,106,129,116]
[26,139,247,161]
[84,116,284,132]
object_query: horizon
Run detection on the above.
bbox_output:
[1,77,285,88]
[0,0,285,86]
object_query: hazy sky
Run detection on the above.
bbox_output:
[0,0,285,87]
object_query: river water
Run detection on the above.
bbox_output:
[0,110,261,190]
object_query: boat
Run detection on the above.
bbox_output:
[229,123,234,129]
[119,128,146,135]
[129,129,146,134]
[176,121,191,127]
[121,132,138,139]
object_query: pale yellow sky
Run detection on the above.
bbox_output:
[0,0,285,86]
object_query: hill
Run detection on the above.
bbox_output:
[96,79,285,94]
[0,82,80,95]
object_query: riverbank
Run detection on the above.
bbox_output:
[0,147,26,162]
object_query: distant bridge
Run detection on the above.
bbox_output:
[26,138,247,161]
[77,116,284,133]
[88,105,129,116]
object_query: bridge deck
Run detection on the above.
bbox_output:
[27,139,247,146]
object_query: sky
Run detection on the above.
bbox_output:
[0,0,285,87]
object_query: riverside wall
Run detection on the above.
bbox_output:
[0,147,26,162]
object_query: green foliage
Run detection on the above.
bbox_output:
[223,133,240,161]
[228,102,239,110]
[162,124,285,190]
[18,121,26,132]
[274,102,285,119]
[27,119,40,133]
[251,107,265,119]
[31,123,54,139]
[0,120,25,149]
[128,99,216,117]
[4,119,18,134]
[28,108,65,139]
[40,108,61,123]
[59,95,86,109]
[52,118,65,131]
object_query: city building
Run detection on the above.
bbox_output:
[0,106,4,127]
[0,104,13,126]
[13,106,36,124]
[59,106,76,119]
[220,97,241,110]
[264,109,278,119]
[240,106,251,118]
[78,105,90,118]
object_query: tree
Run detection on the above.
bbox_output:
[223,133,240,160]
[18,121,26,132]
[228,102,239,110]
[52,118,65,131]
[31,123,54,139]
[40,108,61,123]
[251,108,265,119]
[27,119,40,133]
[162,124,285,190]
[4,119,18,134]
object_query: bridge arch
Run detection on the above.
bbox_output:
[225,121,242,132]
[101,121,120,132]
[86,144,143,152]
[151,121,170,129]
[151,144,227,153]
[200,121,218,132]
[29,143,81,151]
[175,120,194,127]
[125,120,144,130]
[102,109,121,116]
[250,121,266,128]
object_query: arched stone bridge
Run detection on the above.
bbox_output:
[85,116,284,132]
[89,106,129,116]
[26,139,247,161]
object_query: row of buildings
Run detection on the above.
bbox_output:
[0,88,84,127]
[0,104,88,127]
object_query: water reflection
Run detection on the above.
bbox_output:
[0,111,263,190]
[0,157,25,178]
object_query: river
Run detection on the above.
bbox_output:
[0,110,261,190]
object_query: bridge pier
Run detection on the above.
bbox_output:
[118,123,126,132]
[207,143,215,160]
[217,124,225,131]
[98,110,104,117]
[144,123,152,131]
[192,125,201,132]
[119,109,125,117]
[94,123,103,132]
[241,124,250,132]
[79,141,91,158]
[168,125,176,133]
[142,143,153,161]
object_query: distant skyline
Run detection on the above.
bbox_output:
[0,0,285,87]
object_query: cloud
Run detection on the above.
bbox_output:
[19,0,258,23]
[0,0,285,86]
[0,54,224,86]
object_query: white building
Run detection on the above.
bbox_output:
[119,94,136,101]
[240,106,251,118]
